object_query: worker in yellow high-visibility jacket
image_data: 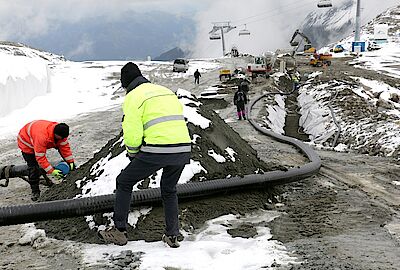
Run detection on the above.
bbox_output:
[99,62,191,248]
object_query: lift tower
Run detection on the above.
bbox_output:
[209,22,236,56]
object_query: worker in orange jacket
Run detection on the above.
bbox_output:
[17,120,75,201]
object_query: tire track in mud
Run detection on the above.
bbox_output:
[266,151,400,270]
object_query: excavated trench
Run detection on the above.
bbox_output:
[284,88,310,142]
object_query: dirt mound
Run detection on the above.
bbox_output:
[37,94,281,243]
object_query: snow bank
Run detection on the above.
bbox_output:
[0,54,49,117]
[298,79,400,156]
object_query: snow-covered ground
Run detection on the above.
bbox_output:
[296,73,400,156]
[294,8,400,157]
[83,210,297,269]
[0,44,299,269]
[322,5,400,78]
[1,5,399,263]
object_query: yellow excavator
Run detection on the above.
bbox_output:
[290,29,316,54]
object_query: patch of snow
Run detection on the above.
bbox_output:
[208,149,226,163]
[83,210,299,269]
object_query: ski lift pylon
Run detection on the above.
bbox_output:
[317,0,332,8]
[239,24,250,36]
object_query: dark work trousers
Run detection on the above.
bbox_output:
[194,77,200,84]
[21,152,41,193]
[113,154,187,236]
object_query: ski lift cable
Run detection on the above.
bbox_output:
[238,1,320,28]
[231,0,317,26]
[232,0,316,24]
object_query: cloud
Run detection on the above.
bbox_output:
[0,0,208,41]
[1,0,398,59]
[190,0,400,58]
[191,0,317,58]
[66,35,94,59]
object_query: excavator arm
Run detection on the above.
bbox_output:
[289,29,315,53]
[290,29,300,46]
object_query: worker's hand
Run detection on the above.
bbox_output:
[69,162,76,171]
[51,169,64,180]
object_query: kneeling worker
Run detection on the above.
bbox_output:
[17,120,76,201]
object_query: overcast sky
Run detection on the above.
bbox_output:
[0,0,398,59]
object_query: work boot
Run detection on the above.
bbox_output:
[243,114,247,120]
[98,227,127,246]
[30,183,40,201]
[31,191,40,201]
[162,234,180,248]
[238,116,242,120]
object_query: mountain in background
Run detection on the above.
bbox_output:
[362,5,400,37]
[154,47,188,61]
[300,0,354,49]
[16,11,196,61]
[300,1,399,49]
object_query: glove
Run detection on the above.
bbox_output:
[69,162,76,171]
[51,169,64,180]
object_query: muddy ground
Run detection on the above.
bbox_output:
[0,56,399,269]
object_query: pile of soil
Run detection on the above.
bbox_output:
[37,94,283,243]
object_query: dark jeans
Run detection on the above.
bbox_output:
[113,154,187,236]
[194,77,200,84]
[236,102,245,112]
[21,152,41,193]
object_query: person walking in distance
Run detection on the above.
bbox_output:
[194,69,201,84]
[234,86,248,120]
[99,62,191,248]
[17,120,76,201]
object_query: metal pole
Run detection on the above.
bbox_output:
[220,27,226,56]
[354,0,361,41]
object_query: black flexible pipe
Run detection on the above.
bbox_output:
[1,165,29,181]
[0,93,321,226]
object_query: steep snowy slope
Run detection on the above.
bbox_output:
[300,0,399,49]
[0,42,66,118]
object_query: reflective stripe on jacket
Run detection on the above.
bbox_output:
[122,82,191,156]
[17,120,74,174]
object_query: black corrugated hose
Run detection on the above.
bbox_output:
[0,93,321,226]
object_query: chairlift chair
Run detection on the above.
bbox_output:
[317,0,333,8]
[209,33,221,40]
[239,24,250,36]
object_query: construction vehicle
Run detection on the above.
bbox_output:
[247,55,272,79]
[309,53,332,67]
[290,29,316,54]
[219,69,232,81]
[367,41,381,51]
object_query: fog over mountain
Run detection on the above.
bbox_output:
[192,0,399,57]
[14,11,195,61]
[300,0,399,50]
[0,0,398,60]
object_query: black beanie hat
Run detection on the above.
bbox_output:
[121,62,142,88]
[54,123,69,138]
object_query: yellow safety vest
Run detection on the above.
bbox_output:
[122,82,191,156]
